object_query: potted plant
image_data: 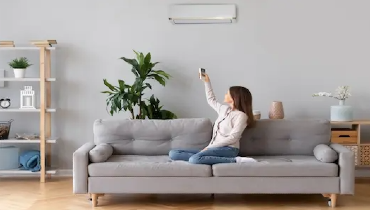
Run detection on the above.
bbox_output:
[102,50,177,119]
[8,57,32,78]
[312,86,353,121]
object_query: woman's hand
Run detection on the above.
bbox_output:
[199,73,210,82]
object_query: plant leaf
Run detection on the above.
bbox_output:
[133,50,140,61]
[145,83,152,89]
[151,75,166,86]
[144,53,151,65]
[120,57,140,74]
[103,79,117,91]
[8,57,33,69]
[152,70,170,79]
[118,80,126,91]
[160,110,178,119]
[133,77,144,92]
[131,68,139,77]
[101,91,114,94]
[139,52,145,66]
[152,62,160,67]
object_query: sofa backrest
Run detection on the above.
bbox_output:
[93,118,212,155]
[239,119,331,156]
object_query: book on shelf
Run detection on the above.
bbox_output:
[30,40,57,47]
[0,41,15,47]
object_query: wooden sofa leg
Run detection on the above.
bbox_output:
[91,194,98,207]
[322,193,337,207]
[330,194,337,207]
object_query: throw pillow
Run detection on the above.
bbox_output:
[313,144,338,163]
[89,143,113,163]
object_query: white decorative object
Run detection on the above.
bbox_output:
[253,110,261,120]
[312,86,353,121]
[168,4,236,24]
[20,86,36,109]
[13,69,26,78]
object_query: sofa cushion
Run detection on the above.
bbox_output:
[93,118,212,155]
[313,144,339,163]
[212,155,338,177]
[88,155,212,177]
[88,143,113,163]
[239,119,331,156]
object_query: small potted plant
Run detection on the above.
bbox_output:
[8,57,32,78]
[312,86,353,121]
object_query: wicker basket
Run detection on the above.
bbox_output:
[0,119,14,140]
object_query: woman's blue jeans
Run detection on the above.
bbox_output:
[168,146,239,165]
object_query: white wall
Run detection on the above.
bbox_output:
[1,0,370,169]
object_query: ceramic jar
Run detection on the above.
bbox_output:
[269,101,284,119]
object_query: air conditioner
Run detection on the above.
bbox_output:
[168,4,237,24]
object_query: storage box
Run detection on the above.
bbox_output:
[331,128,358,144]
[0,146,20,170]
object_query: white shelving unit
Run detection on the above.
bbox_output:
[0,40,58,182]
[0,78,56,82]
[0,168,57,175]
[0,108,57,112]
[0,47,55,51]
[0,138,58,144]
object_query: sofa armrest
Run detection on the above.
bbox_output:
[330,143,355,195]
[73,142,96,194]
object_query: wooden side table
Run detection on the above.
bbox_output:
[331,120,370,167]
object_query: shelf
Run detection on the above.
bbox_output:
[0,47,56,51]
[0,78,56,82]
[331,120,370,125]
[0,167,57,175]
[0,138,58,144]
[0,39,58,183]
[0,108,57,112]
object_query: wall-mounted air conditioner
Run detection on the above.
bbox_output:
[168,4,237,24]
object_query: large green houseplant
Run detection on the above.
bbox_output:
[102,51,177,120]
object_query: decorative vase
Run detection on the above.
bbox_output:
[13,68,25,78]
[269,101,284,119]
[330,100,353,121]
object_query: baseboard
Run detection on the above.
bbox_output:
[355,169,370,177]
[57,169,73,177]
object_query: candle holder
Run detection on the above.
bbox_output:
[20,86,36,109]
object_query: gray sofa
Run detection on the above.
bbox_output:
[73,118,355,207]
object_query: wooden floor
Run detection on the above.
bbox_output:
[0,178,370,210]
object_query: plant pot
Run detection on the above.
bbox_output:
[269,101,284,119]
[13,68,26,78]
[330,100,353,121]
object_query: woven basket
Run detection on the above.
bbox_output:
[0,119,14,140]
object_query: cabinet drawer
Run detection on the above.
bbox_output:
[331,128,358,144]
[331,137,357,144]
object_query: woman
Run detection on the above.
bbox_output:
[169,73,257,165]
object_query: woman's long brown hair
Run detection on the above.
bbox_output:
[229,86,255,128]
